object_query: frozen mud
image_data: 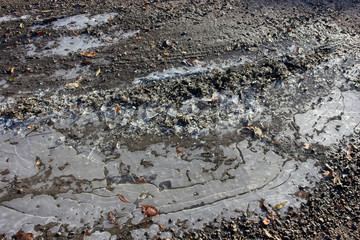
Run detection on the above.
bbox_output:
[0,44,359,239]
[0,1,359,239]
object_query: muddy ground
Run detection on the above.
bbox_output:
[0,0,360,239]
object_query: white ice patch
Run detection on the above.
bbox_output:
[27,31,137,57]
[32,13,117,30]
[0,15,29,23]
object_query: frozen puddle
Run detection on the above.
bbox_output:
[27,12,138,57]
[27,30,137,57]
[0,124,320,237]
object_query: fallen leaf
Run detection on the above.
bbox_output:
[36,30,46,36]
[12,231,34,240]
[137,178,150,183]
[141,205,159,216]
[295,190,308,198]
[64,81,80,89]
[0,168,10,175]
[19,23,24,29]
[103,38,115,43]
[48,158,54,163]
[95,68,101,77]
[108,211,120,226]
[68,29,78,36]
[253,127,264,138]
[273,201,287,211]
[9,67,14,74]
[159,224,164,229]
[80,51,96,57]
[263,229,274,239]
[163,50,169,56]
[333,174,341,185]
[263,218,271,225]
[117,194,131,203]
[176,146,183,154]
[115,107,121,113]
[323,170,334,179]
[28,124,36,130]
[346,144,353,161]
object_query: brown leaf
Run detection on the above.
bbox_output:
[333,174,341,185]
[141,205,159,216]
[0,168,10,175]
[68,29,78,36]
[108,211,120,226]
[294,190,308,198]
[12,231,34,240]
[346,144,353,161]
[80,51,96,57]
[176,146,183,154]
[323,170,334,179]
[163,50,169,56]
[103,38,115,43]
[117,194,131,203]
[263,229,274,239]
[262,218,271,225]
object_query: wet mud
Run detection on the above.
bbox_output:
[0,0,359,239]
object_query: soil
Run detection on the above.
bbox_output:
[0,0,359,239]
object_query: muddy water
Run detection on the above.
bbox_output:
[0,42,359,239]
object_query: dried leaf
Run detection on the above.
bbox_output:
[263,229,274,239]
[263,218,271,225]
[273,201,287,211]
[163,50,169,56]
[141,204,159,216]
[68,29,78,36]
[28,124,36,130]
[64,81,80,89]
[323,170,334,179]
[95,68,101,77]
[12,231,34,240]
[108,211,120,226]
[253,127,264,138]
[19,23,24,29]
[80,51,96,57]
[103,38,115,43]
[333,174,341,185]
[137,178,150,183]
[117,194,131,203]
[48,158,54,163]
[303,143,310,149]
[295,190,308,198]
[9,66,14,74]
[0,168,10,175]
[346,144,353,161]
[176,146,183,154]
